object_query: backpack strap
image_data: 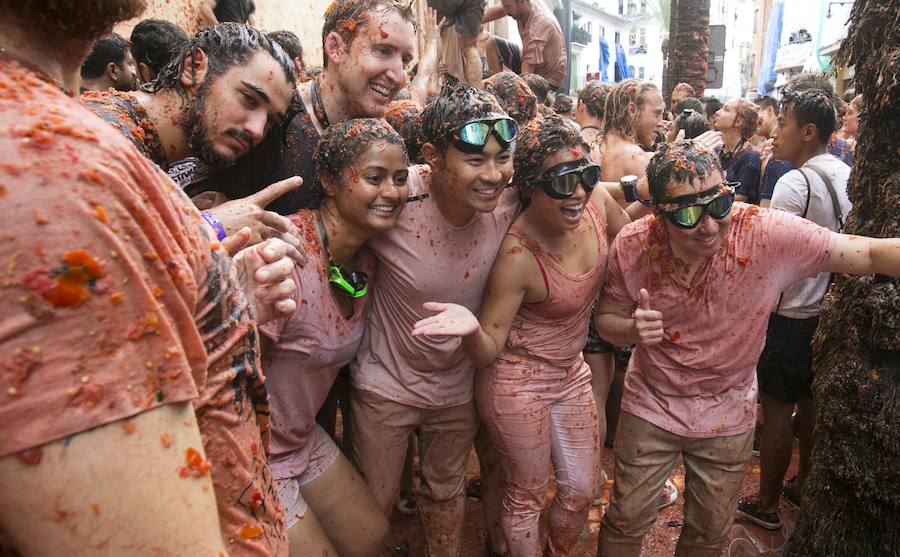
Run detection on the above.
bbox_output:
[797,169,813,219]
[804,163,845,232]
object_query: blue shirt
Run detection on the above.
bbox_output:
[722,142,762,204]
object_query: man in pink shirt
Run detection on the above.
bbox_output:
[349,83,518,557]
[594,140,900,556]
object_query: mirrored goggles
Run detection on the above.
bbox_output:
[657,183,737,229]
[530,159,601,200]
[451,116,518,153]
[328,265,369,299]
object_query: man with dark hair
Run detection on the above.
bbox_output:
[350,82,517,557]
[188,0,416,216]
[0,1,301,554]
[701,96,723,126]
[596,140,900,556]
[670,82,695,108]
[674,96,702,114]
[200,0,258,27]
[737,88,852,530]
[715,97,763,204]
[522,72,550,104]
[576,80,611,148]
[130,19,188,83]
[483,0,566,90]
[268,30,305,75]
[483,71,538,126]
[80,32,139,91]
[82,23,302,243]
[753,95,793,208]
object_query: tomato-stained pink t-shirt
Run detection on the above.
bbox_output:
[0,55,286,555]
[261,210,372,480]
[352,165,519,408]
[602,204,835,438]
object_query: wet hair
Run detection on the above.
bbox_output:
[672,82,696,98]
[701,96,722,120]
[81,33,131,79]
[785,73,834,95]
[647,140,723,204]
[315,118,408,195]
[672,109,709,139]
[131,20,189,77]
[756,95,779,115]
[321,0,416,67]
[849,94,863,111]
[577,80,612,120]
[522,73,551,104]
[144,23,295,96]
[385,99,424,163]
[553,94,575,116]
[393,88,412,101]
[780,88,837,145]
[603,78,660,140]
[0,0,146,43]
[512,114,584,206]
[674,96,702,114]
[483,72,538,126]
[732,98,760,139]
[268,30,305,70]
[420,81,508,150]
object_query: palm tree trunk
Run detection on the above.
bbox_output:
[664,0,709,104]
[785,0,900,554]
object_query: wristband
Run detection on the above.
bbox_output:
[200,211,227,241]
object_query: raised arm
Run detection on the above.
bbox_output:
[824,233,900,277]
[410,8,445,106]
[0,403,228,555]
[412,235,541,367]
[483,4,508,23]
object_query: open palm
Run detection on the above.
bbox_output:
[411,302,480,337]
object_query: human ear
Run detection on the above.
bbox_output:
[179,48,209,89]
[323,32,347,66]
[421,142,443,168]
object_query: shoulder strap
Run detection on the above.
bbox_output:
[805,164,845,231]
[797,169,813,219]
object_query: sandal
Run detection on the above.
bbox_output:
[737,497,782,530]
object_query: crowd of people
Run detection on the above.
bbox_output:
[1,1,898,556]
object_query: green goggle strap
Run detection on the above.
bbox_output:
[328,265,368,299]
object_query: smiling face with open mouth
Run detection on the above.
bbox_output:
[332,140,410,234]
[527,147,594,231]
[432,135,514,222]
[333,9,415,119]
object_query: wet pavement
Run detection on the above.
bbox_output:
[390,441,801,556]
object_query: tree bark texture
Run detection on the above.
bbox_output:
[664,0,709,104]
[786,1,900,555]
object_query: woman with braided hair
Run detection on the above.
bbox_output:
[412,114,634,556]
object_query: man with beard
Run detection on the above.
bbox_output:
[187,0,416,216]
[599,79,666,183]
[80,32,140,91]
[0,1,300,554]
[82,23,303,244]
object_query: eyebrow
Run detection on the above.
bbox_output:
[242,80,271,105]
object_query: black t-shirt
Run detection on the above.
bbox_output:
[214,0,256,24]
[186,100,322,215]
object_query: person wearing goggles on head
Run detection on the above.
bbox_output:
[594,140,900,556]
[347,82,521,557]
[412,115,639,556]
[260,119,410,557]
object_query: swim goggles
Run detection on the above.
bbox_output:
[450,115,518,154]
[530,158,601,199]
[316,216,368,299]
[656,183,737,229]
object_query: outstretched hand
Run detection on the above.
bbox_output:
[633,288,664,346]
[411,302,480,338]
[692,130,724,151]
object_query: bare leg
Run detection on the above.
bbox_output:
[586,351,615,447]
[287,505,340,557]
[484,36,502,74]
[757,393,795,512]
[793,394,815,493]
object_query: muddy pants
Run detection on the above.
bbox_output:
[349,386,478,557]
[598,412,754,557]
[477,354,601,557]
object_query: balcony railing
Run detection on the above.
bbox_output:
[571,25,592,45]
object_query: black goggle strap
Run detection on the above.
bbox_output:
[328,265,368,299]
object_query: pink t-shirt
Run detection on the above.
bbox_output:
[352,165,519,408]
[261,211,372,480]
[602,204,834,438]
[0,56,286,555]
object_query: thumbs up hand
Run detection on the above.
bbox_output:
[633,288,664,346]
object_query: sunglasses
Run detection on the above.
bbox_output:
[657,183,737,229]
[328,265,369,299]
[450,116,518,154]
[530,159,601,200]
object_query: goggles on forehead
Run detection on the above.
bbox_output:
[530,158,601,200]
[450,115,518,154]
[656,182,737,229]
